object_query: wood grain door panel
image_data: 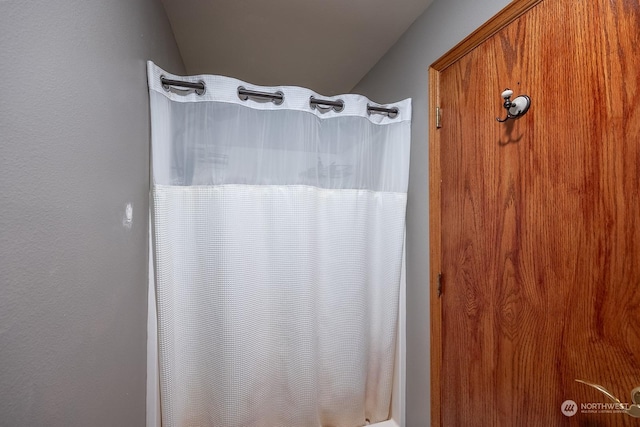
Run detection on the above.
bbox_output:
[433,0,640,425]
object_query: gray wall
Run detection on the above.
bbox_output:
[0,1,184,425]
[352,0,510,425]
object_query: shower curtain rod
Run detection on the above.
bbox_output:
[160,76,400,117]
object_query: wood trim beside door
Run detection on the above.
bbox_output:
[431,0,544,73]
[428,66,443,427]
[428,1,543,426]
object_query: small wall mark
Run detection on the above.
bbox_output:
[123,203,133,229]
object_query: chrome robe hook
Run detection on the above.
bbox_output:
[496,88,530,122]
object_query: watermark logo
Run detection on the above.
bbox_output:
[561,400,578,417]
[580,402,631,414]
[564,379,640,418]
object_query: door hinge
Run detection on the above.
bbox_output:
[437,273,443,297]
[436,107,442,129]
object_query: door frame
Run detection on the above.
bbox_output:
[428,1,543,425]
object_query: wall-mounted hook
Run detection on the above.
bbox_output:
[496,88,530,122]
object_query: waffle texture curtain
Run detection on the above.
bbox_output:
[147,61,411,427]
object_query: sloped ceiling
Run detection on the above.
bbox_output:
[161,0,433,95]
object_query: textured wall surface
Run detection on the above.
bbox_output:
[0,1,184,425]
[352,0,511,425]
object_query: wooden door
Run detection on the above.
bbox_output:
[430,0,640,425]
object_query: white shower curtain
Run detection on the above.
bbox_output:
[147,61,411,427]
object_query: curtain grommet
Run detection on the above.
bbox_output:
[238,86,284,105]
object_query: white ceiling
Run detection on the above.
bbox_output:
[161,0,433,95]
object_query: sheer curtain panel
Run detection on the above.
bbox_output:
[147,61,411,427]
